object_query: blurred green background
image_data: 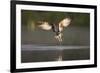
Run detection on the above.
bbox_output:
[21,10,90,46]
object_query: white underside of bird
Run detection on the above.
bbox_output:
[54,33,63,42]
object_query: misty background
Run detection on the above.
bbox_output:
[21,10,90,46]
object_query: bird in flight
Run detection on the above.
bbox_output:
[37,18,71,42]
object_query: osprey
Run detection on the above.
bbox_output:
[38,18,71,42]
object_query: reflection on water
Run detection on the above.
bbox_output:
[21,45,90,63]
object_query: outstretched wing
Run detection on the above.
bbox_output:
[38,21,52,30]
[58,18,71,32]
[59,18,71,27]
